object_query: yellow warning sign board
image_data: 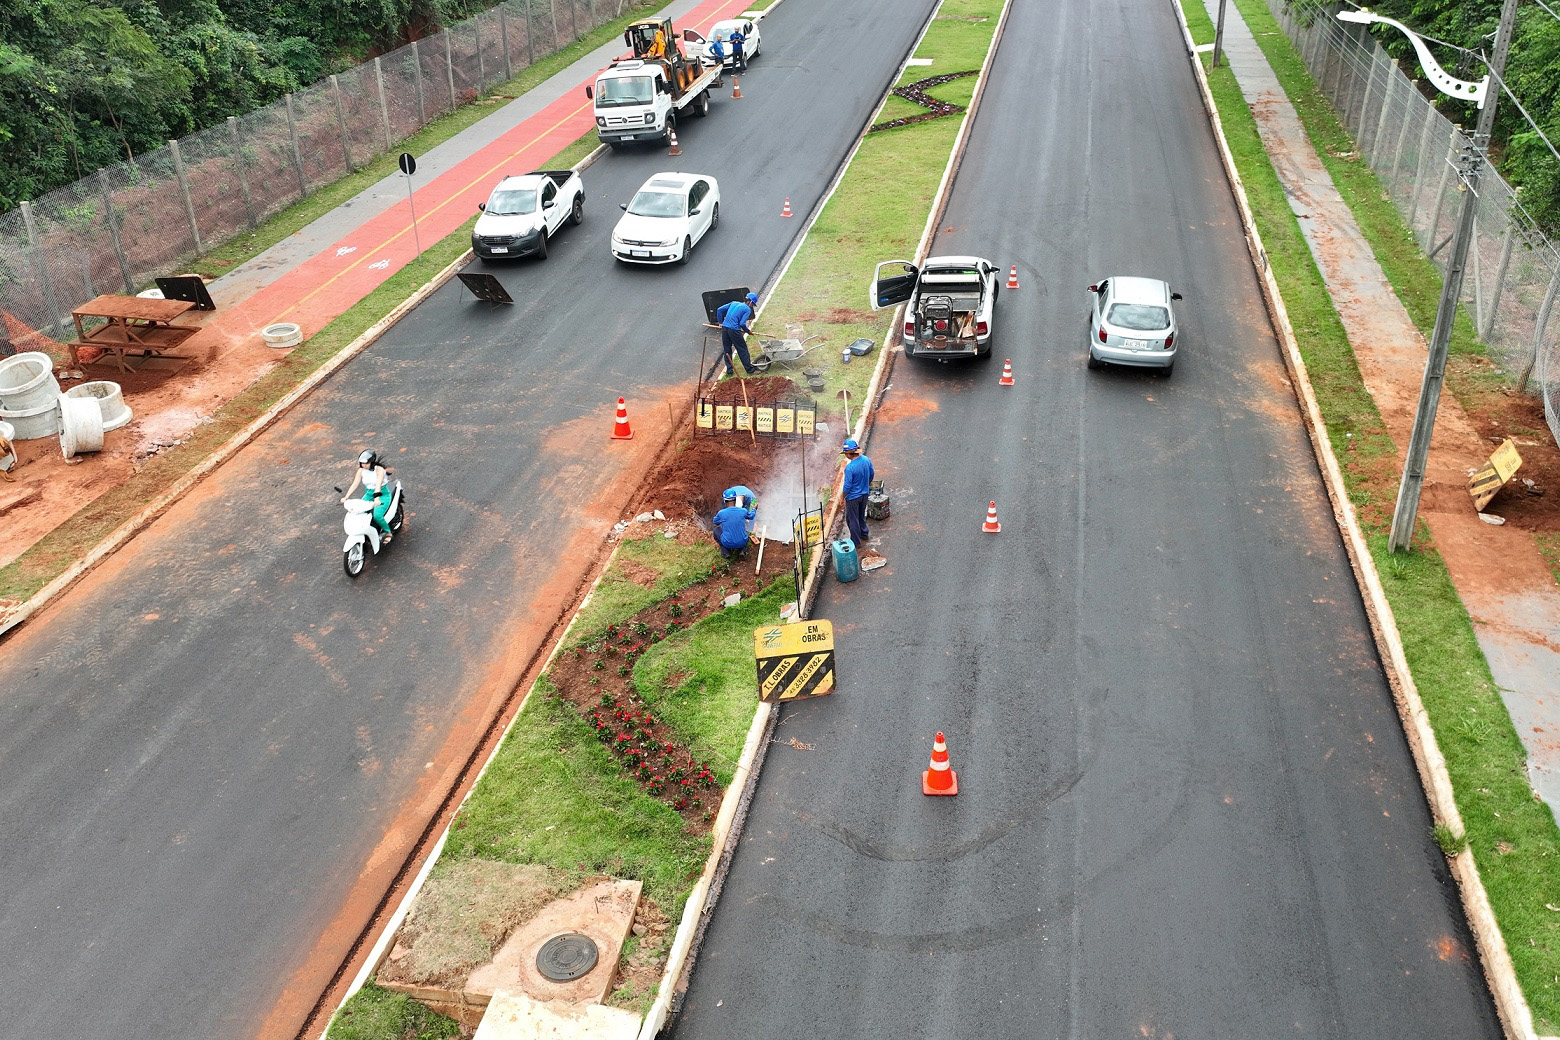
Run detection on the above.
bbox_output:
[756,407,774,434]
[796,407,815,436]
[1469,439,1522,512]
[696,400,715,430]
[775,407,795,435]
[715,404,734,430]
[735,405,752,431]
[754,620,835,702]
[803,513,822,547]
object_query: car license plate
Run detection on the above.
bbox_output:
[1128,339,1151,350]
[622,134,637,141]
[490,246,508,254]
[631,250,650,257]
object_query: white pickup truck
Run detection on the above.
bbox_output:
[870,256,1002,359]
[586,18,723,147]
[471,170,584,261]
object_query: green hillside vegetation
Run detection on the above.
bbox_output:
[1362,0,1560,232]
[0,0,499,208]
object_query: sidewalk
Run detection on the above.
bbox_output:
[1198,0,1560,807]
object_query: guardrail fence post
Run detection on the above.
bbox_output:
[1518,259,1560,391]
[284,93,308,199]
[500,7,514,80]
[227,116,258,229]
[1484,224,1515,341]
[168,139,204,255]
[525,0,535,67]
[549,0,559,51]
[20,201,65,338]
[374,57,395,152]
[445,31,457,110]
[96,170,135,295]
[1407,106,1436,232]
[330,76,357,172]
[411,39,427,125]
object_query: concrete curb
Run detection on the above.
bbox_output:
[0,250,468,643]
[1170,5,1536,1038]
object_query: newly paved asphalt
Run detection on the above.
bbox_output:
[0,1,940,1037]
[669,0,1504,1036]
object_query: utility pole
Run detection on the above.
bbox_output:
[1340,0,1519,551]
[1212,0,1229,69]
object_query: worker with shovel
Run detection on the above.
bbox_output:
[715,292,758,377]
[841,439,885,568]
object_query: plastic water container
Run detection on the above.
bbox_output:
[830,538,859,583]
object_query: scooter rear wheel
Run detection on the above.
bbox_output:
[344,542,366,577]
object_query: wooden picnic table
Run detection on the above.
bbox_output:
[69,295,200,373]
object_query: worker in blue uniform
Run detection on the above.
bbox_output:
[713,490,757,558]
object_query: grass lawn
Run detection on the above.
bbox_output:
[1182,0,1560,1025]
[633,578,793,783]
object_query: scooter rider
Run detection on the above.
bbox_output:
[342,449,394,543]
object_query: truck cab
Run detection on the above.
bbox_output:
[587,19,721,145]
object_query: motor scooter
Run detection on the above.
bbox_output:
[333,480,405,577]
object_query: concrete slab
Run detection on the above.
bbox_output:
[474,989,640,1040]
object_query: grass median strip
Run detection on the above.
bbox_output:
[1181,1,1560,1025]
[759,0,1006,420]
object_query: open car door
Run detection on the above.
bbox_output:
[682,28,707,44]
[871,260,918,311]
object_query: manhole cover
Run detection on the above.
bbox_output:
[536,933,599,981]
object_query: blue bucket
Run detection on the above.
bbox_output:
[831,539,859,583]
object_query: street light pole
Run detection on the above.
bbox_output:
[1337,2,1517,551]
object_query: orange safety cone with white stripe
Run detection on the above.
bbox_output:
[610,397,634,440]
[982,500,1001,533]
[732,76,743,99]
[922,731,958,796]
[999,359,1015,386]
[781,197,793,218]
[668,128,682,156]
[1006,265,1020,289]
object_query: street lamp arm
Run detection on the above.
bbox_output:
[1337,8,1488,107]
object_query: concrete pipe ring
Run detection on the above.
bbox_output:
[0,399,62,441]
[58,394,105,458]
[65,381,133,432]
[261,322,303,349]
[0,352,62,412]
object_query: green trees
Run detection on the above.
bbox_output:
[0,0,490,209]
[1366,0,1560,233]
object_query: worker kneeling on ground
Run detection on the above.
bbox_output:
[713,490,756,558]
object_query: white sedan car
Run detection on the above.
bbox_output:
[611,172,720,265]
[700,18,760,68]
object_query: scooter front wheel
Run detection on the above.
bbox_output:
[344,542,366,578]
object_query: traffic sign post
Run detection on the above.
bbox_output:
[399,152,423,261]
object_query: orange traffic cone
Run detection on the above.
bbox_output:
[922,731,958,796]
[781,197,793,218]
[610,397,634,440]
[668,128,682,156]
[982,501,1001,533]
[999,359,1015,386]
[1006,265,1020,289]
[732,76,743,99]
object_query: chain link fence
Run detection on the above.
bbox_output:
[0,0,630,347]
[1269,0,1560,451]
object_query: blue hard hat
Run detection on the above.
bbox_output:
[723,489,737,501]
[841,439,859,453]
[745,292,758,303]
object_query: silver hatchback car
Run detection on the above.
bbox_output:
[1086,276,1182,374]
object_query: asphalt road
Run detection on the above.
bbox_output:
[0,1,941,1037]
[669,0,1505,1036]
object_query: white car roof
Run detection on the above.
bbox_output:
[637,172,715,192]
[923,255,990,269]
[493,174,542,190]
[710,18,751,30]
[1106,275,1172,304]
